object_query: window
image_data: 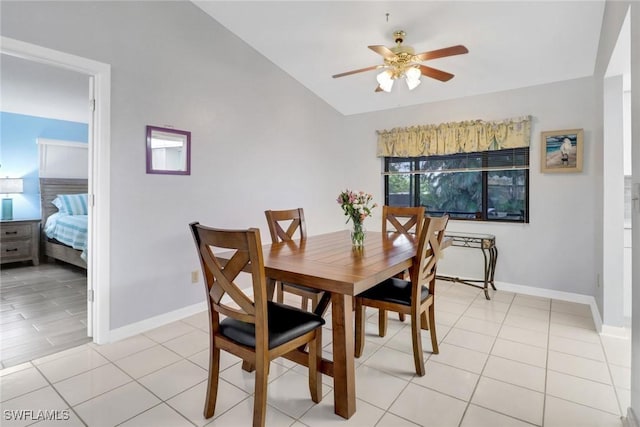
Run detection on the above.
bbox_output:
[384,148,529,223]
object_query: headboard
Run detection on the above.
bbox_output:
[39,178,88,224]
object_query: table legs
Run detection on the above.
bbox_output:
[481,246,498,300]
[437,244,498,300]
[330,293,356,419]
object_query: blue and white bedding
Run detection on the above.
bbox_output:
[44,213,89,261]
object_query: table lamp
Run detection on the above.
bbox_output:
[0,177,24,220]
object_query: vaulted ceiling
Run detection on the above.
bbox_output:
[2,1,609,122]
[194,1,607,115]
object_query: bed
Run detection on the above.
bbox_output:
[39,178,88,269]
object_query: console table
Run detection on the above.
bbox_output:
[437,232,497,299]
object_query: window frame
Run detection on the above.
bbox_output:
[383,148,530,223]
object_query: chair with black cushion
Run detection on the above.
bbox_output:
[355,215,448,376]
[189,222,324,427]
[379,205,426,331]
[265,208,323,311]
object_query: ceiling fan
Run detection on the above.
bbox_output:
[332,30,468,93]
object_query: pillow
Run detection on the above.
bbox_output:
[52,194,88,215]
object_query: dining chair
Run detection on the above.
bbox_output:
[189,222,324,426]
[264,208,323,311]
[355,215,449,376]
[380,205,426,330]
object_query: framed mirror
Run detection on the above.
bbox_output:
[146,125,191,175]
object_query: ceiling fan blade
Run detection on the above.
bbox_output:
[414,45,469,62]
[332,65,381,78]
[368,45,396,59]
[375,85,384,92]
[419,64,455,82]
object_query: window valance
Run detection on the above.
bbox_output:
[376,115,531,157]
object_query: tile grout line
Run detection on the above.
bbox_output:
[30,360,89,427]
[599,330,630,418]
[455,289,515,427]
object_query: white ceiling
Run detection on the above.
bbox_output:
[1,54,90,123]
[1,1,614,122]
[194,1,607,115]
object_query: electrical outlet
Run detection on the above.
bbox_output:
[191,270,199,283]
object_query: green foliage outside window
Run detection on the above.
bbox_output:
[384,148,529,222]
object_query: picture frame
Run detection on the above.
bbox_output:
[146,125,191,175]
[540,128,583,173]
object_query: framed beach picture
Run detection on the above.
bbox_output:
[540,129,583,173]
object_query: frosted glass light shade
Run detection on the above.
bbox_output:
[405,67,421,90]
[376,70,394,92]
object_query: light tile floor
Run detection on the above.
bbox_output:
[0,262,90,368]
[0,281,630,426]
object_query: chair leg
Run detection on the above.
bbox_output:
[420,311,429,330]
[301,296,309,311]
[378,309,387,337]
[308,329,322,403]
[276,283,284,304]
[354,300,365,358]
[411,311,425,377]
[242,360,255,372]
[398,313,406,322]
[204,346,220,418]
[253,359,269,427]
[311,293,320,312]
[428,304,439,354]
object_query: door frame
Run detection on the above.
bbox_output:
[1,36,111,344]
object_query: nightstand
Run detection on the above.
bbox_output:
[0,219,40,266]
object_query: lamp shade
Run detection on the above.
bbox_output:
[0,178,24,194]
[376,70,394,92]
[405,67,421,90]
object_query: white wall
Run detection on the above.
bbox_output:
[0,1,607,332]
[629,3,640,421]
[603,75,626,327]
[0,1,354,329]
[346,77,602,300]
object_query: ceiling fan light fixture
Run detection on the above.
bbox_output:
[405,67,421,90]
[376,70,394,92]
[332,30,468,93]
[406,76,421,90]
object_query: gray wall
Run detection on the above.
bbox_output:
[0,1,610,334]
[347,77,602,300]
[1,1,351,329]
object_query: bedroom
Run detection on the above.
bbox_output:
[0,1,639,425]
[0,55,92,367]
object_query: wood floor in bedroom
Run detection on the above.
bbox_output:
[0,261,90,369]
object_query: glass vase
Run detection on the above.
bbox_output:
[351,222,366,248]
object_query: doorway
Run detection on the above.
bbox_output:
[1,36,112,347]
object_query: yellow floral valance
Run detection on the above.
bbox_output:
[376,116,531,157]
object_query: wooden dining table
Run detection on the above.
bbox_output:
[255,230,417,419]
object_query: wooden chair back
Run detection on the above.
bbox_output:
[382,206,425,241]
[264,208,322,310]
[413,215,449,295]
[189,222,267,330]
[264,208,307,243]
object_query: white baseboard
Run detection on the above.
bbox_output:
[108,301,207,343]
[106,282,610,343]
[601,324,632,338]
[623,407,639,427]
[495,281,603,332]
